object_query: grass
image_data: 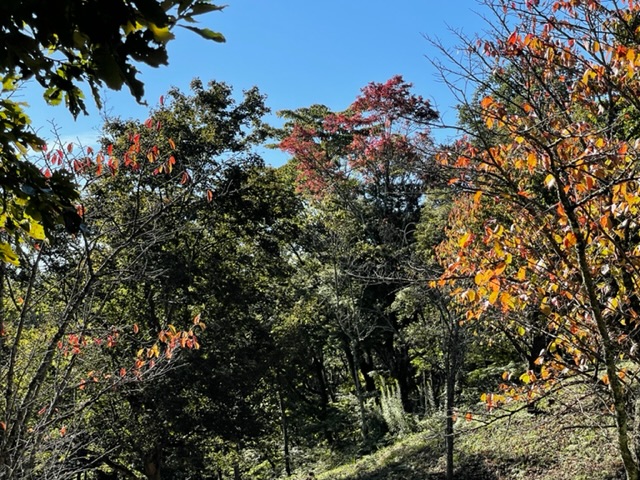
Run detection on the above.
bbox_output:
[288,389,625,480]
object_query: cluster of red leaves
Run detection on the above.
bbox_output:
[279,76,436,196]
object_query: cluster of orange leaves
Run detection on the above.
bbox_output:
[436,0,640,412]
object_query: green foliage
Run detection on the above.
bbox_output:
[80,80,303,479]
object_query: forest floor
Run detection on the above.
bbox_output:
[288,391,625,480]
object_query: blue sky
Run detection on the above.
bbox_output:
[22,0,487,165]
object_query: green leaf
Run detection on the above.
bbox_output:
[187,2,225,16]
[180,25,225,42]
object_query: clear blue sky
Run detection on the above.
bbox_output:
[22,0,488,165]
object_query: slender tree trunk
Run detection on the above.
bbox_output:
[558,183,639,480]
[351,340,368,440]
[278,390,291,476]
[445,320,461,480]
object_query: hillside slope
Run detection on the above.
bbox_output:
[290,403,624,480]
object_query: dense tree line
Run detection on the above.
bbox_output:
[6,1,640,480]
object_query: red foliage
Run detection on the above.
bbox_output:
[280,76,436,195]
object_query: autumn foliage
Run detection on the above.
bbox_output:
[279,75,437,196]
[435,1,640,478]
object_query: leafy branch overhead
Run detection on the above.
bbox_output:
[0,0,225,260]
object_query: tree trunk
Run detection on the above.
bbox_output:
[278,390,291,476]
[143,445,162,480]
[558,184,639,480]
[350,340,368,440]
[445,322,461,480]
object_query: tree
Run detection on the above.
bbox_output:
[0,0,224,260]
[0,131,203,479]
[278,76,438,417]
[81,80,302,479]
[434,1,640,478]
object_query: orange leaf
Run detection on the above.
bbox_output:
[465,412,473,422]
[488,288,500,305]
[473,190,483,207]
[168,138,176,149]
[480,96,494,109]
[563,231,577,248]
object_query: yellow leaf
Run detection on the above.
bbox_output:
[0,243,19,266]
[627,49,636,62]
[520,372,531,384]
[544,174,556,188]
[28,221,46,241]
[527,152,537,170]
[516,267,526,281]
[458,232,472,248]
[148,23,175,43]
